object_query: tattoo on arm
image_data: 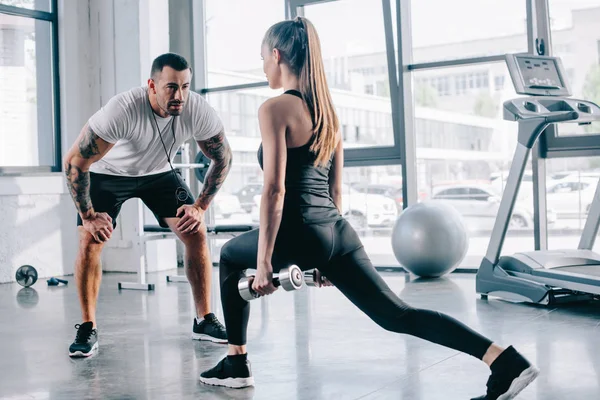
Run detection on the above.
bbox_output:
[78,126,101,158]
[65,125,100,219]
[196,132,233,210]
[65,163,94,219]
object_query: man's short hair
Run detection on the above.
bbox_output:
[150,53,192,78]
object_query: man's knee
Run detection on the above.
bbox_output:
[178,227,208,248]
[78,227,105,253]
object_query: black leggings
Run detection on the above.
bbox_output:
[219,218,493,359]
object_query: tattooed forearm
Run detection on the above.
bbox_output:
[65,163,94,219]
[78,126,101,159]
[196,133,233,210]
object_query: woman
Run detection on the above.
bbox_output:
[199,17,538,400]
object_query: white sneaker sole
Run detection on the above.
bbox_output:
[199,376,255,388]
[69,342,99,358]
[192,332,227,344]
[498,365,540,400]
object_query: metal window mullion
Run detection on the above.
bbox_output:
[526,0,536,54]
[408,55,507,71]
[189,0,207,203]
[200,81,269,94]
[534,0,552,55]
[381,0,403,173]
[51,0,61,171]
[0,4,54,20]
[531,0,553,250]
[397,0,417,207]
[191,0,208,92]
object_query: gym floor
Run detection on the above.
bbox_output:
[1,270,599,400]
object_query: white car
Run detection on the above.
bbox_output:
[250,184,398,230]
[546,178,598,216]
[340,183,398,229]
[211,192,252,225]
[431,183,557,230]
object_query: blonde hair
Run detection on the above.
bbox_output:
[262,16,339,167]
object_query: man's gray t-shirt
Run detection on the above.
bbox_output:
[88,86,223,176]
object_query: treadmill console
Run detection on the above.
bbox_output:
[505,53,572,97]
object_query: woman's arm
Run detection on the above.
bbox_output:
[253,99,287,294]
[328,132,343,213]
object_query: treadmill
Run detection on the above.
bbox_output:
[476,53,600,305]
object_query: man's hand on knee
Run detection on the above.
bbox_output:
[176,204,205,234]
[82,212,113,243]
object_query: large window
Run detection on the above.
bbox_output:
[205,0,284,87]
[0,0,59,172]
[0,0,50,12]
[302,0,395,149]
[549,0,600,136]
[410,0,528,64]
[411,62,535,267]
[200,0,600,269]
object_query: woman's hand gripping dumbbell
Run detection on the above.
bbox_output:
[238,265,305,301]
[304,269,334,288]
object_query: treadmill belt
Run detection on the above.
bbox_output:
[554,265,600,277]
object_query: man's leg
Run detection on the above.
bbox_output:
[163,217,227,343]
[138,171,226,342]
[76,228,105,326]
[69,227,105,357]
[164,217,211,317]
[69,172,128,357]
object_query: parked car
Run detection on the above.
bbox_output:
[341,183,398,229]
[235,183,264,213]
[431,183,557,230]
[350,183,430,211]
[350,183,403,211]
[250,183,398,231]
[213,192,247,220]
[546,178,598,216]
[551,171,600,181]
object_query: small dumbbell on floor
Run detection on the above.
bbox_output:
[303,269,332,287]
[238,265,304,301]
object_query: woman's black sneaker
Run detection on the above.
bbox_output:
[471,346,539,400]
[199,354,254,388]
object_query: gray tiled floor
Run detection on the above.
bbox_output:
[1,269,599,399]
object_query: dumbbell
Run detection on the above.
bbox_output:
[238,265,304,301]
[303,269,331,287]
[47,277,68,286]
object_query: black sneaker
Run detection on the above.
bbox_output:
[199,354,254,388]
[68,322,98,357]
[471,346,539,400]
[192,313,227,343]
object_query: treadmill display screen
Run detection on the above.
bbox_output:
[516,56,564,89]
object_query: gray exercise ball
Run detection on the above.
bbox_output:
[391,201,469,278]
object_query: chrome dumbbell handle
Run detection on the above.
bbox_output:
[238,265,304,301]
[304,269,319,287]
[303,269,331,287]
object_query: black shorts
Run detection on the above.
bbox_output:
[76,170,194,229]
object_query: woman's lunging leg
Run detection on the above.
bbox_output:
[219,228,294,349]
[318,221,494,360]
[219,229,260,348]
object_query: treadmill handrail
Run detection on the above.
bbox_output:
[544,111,579,123]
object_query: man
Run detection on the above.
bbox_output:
[63,53,231,357]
